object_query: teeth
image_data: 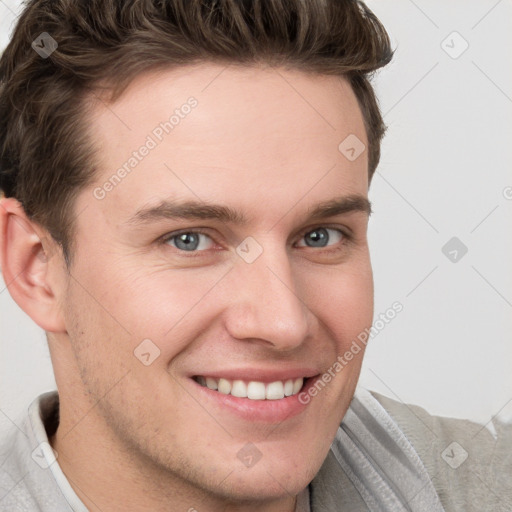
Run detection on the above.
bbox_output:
[247,381,266,400]
[284,379,294,396]
[196,376,304,400]
[266,381,284,400]
[231,380,247,398]
[218,378,232,395]
[292,378,303,395]
[206,377,218,390]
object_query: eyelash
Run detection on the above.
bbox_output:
[159,226,352,255]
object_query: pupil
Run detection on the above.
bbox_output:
[176,233,199,251]
[306,229,328,247]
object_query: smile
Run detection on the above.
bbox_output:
[193,376,305,400]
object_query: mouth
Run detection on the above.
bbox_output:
[192,376,307,400]
[189,370,320,422]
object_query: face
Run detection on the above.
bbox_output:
[55,64,373,504]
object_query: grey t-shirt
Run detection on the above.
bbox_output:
[0,387,510,511]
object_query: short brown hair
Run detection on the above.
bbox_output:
[0,0,392,263]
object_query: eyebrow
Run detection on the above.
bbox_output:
[126,194,371,227]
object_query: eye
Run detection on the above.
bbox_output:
[163,230,215,252]
[296,227,345,249]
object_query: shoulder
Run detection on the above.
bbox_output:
[0,407,42,510]
[368,390,512,512]
[0,392,72,512]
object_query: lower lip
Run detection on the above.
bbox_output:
[190,377,318,423]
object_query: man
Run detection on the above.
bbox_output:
[0,0,509,511]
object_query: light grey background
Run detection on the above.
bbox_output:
[1,0,511,436]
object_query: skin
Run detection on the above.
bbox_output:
[0,64,373,511]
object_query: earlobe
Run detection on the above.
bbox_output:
[0,197,66,332]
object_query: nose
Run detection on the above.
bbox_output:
[222,245,312,351]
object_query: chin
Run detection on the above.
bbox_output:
[222,443,321,498]
[218,464,313,502]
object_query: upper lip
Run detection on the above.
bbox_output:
[190,368,319,383]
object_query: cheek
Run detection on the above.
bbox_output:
[66,245,373,371]
[120,265,232,343]
[60,279,131,402]
[67,261,232,364]
[301,260,374,350]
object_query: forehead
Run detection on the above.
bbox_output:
[82,63,368,227]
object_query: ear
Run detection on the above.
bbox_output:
[0,197,66,332]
